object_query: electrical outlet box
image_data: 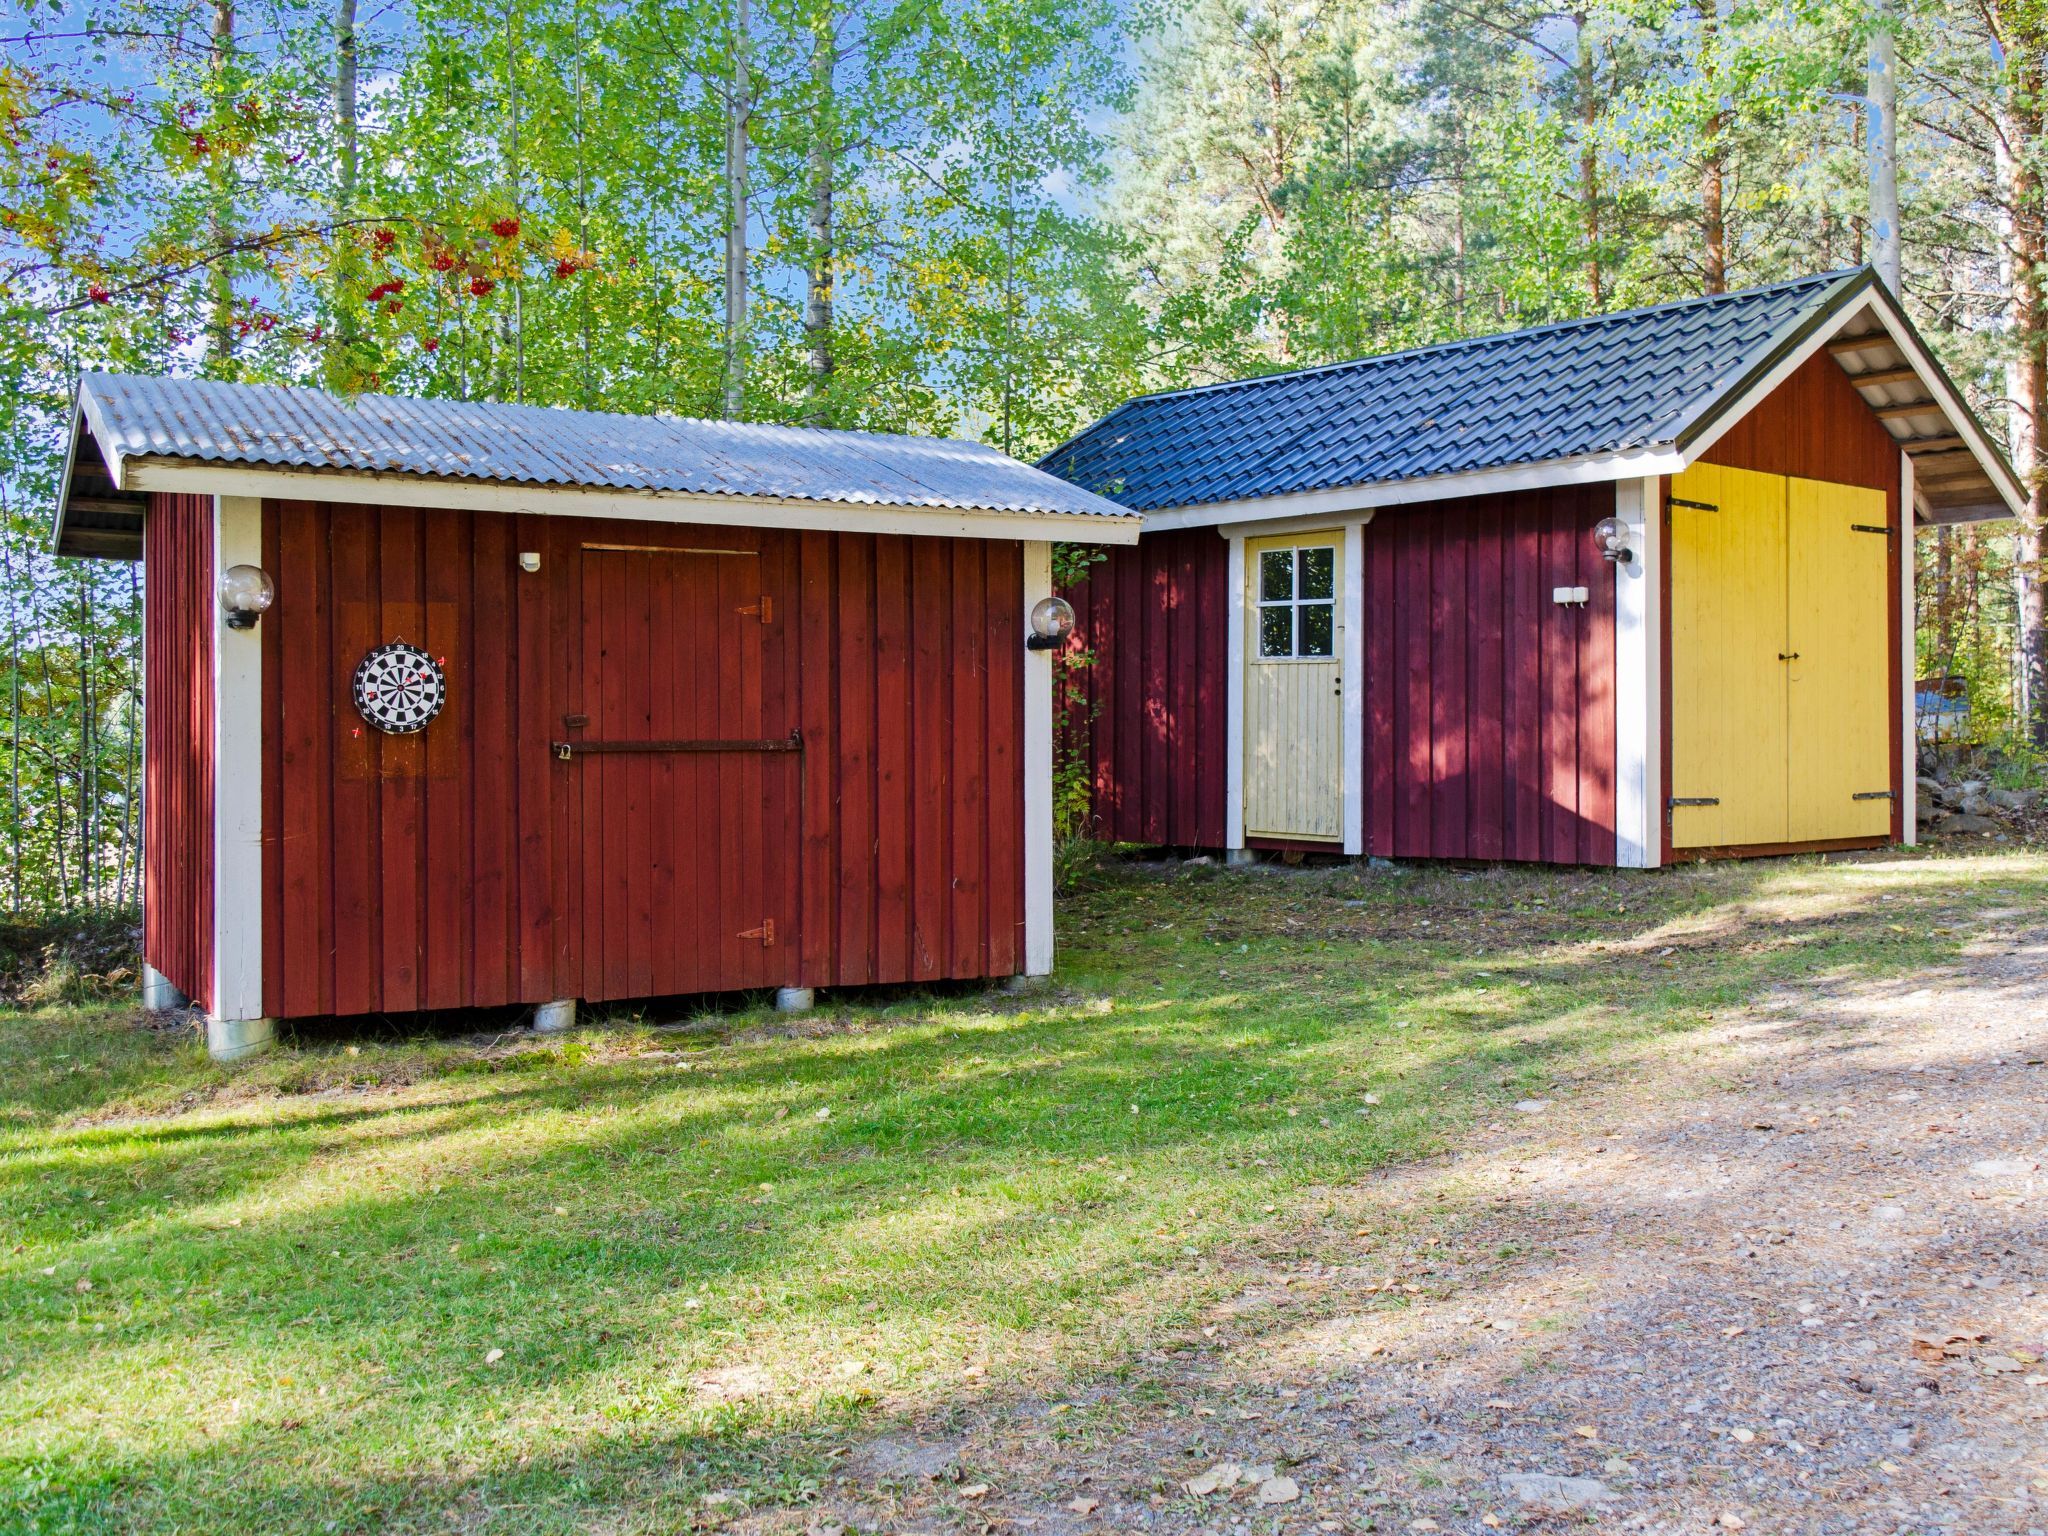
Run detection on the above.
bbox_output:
[1552,585,1589,606]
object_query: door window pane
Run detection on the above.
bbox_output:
[1298,546,1335,600]
[1259,606,1293,657]
[1260,549,1294,603]
[1298,602,1334,656]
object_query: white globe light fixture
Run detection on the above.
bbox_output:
[1027,595,1076,651]
[218,564,276,629]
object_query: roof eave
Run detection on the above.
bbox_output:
[1671,270,2026,520]
[112,455,1143,544]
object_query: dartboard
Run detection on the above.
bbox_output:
[352,642,447,734]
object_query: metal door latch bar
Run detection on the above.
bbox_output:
[1670,498,1720,511]
[1852,790,1895,800]
[553,728,803,760]
[1668,796,1721,807]
[1850,524,1891,535]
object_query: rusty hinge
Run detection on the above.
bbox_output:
[737,595,775,624]
[738,918,776,947]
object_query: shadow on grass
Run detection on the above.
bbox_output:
[3,851,2043,1534]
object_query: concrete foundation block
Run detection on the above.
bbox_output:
[142,964,188,1011]
[533,998,577,1033]
[206,1014,276,1063]
[774,986,815,1013]
[1225,847,1258,867]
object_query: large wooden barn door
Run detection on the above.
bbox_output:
[565,540,798,1001]
[1244,531,1344,842]
[1670,464,1788,848]
[1670,464,1891,849]
[1787,478,1893,839]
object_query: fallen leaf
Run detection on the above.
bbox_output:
[1254,1476,1299,1505]
[484,1347,504,1364]
[1719,1515,1746,1531]
[1186,1463,1242,1497]
[959,1484,989,1499]
[1066,1497,1099,1515]
[1721,1326,1746,1339]
[1731,1428,1755,1444]
[1573,1425,1598,1440]
[74,1277,92,1294]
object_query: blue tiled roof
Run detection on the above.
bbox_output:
[1042,271,1859,511]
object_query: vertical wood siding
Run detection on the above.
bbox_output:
[1692,350,1905,846]
[1060,527,1229,846]
[1361,484,1617,865]
[1068,490,1615,864]
[257,505,1023,1017]
[143,493,215,1008]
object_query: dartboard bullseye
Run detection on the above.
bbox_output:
[352,642,447,735]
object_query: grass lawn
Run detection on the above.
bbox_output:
[3,846,2043,1534]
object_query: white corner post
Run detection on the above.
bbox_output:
[1223,531,1248,859]
[209,494,275,1062]
[1900,450,1918,846]
[1341,520,1365,855]
[1022,542,1056,976]
[1613,477,1663,869]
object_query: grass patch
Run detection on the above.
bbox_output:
[2,848,2041,1533]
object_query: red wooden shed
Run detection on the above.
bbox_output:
[1042,271,2021,868]
[53,376,1138,1059]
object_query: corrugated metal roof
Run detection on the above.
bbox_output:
[73,372,1137,521]
[1041,272,1853,511]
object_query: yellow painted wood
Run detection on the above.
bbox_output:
[1669,463,1789,848]
[1244,530,1344,841]
[1787,477,1893,840]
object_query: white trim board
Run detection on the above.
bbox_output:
[1613,477,1662,869]
[1022,542,1056,976]
[1900,450,1918,847]
[114,459,1142,546]
[1341,520,1365,855]
[1224,533,1246,851]
[212,495,266,1021]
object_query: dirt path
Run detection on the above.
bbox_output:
[815,884,2048,1535]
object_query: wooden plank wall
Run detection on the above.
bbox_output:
[1060,527,1229,847]
[258,504,1024,1017]
[143,492,215,1008]
[1692,350,1905,846]
[1361,483,1617,864]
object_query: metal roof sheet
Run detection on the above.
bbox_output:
[72,372,1137,522]
[1041,272,1853,511]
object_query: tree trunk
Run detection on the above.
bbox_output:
[723,0,751,421]
[503,1,525,402]
[803,12,837,427]
[1574,13,1601,306]
[1992,5,2048,743]
[332,0,360,375]
[1701,3,1726,293]
[208,0,237,372]
[1867,0,1900,292]
[3,537,19,914]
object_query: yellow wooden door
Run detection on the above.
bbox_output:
[1787,478,1893,840]
[1669,463,1789,848]
[1244,532,1344,841]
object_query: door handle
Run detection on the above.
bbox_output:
[1777,652,1800,661]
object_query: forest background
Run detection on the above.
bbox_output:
[2,0,2042,915]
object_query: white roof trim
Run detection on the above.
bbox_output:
[1140,444,1688,532]
[1671,277,2026,518]
[119,458,1141,544]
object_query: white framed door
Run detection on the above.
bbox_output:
[1243,531,1344,842]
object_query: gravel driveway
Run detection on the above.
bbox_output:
[815,860,2048,1536]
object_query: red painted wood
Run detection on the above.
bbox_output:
[1468,506,1505,863]
[143,492,214,1010]
[247,504,1028,1018]
[1059,528,1228,847]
